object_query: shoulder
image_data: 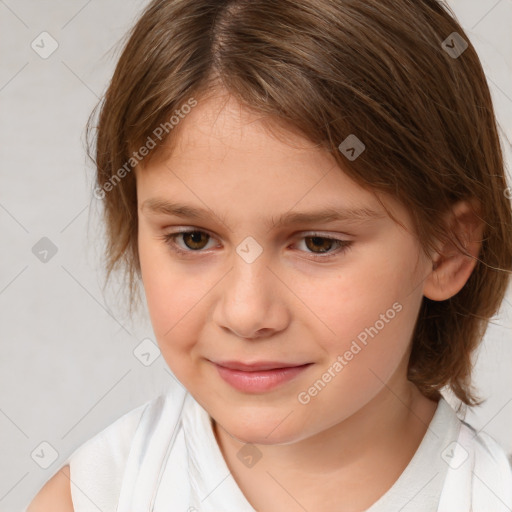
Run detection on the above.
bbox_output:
[24,394,166,512]
[472,427,512,468]
[67,398,150,472]
[440,418,512,511]
[459,420,512,477]
[66,395,165,511]
[470,427,512,506]
[435,399,512,511]
[25,465,73,512]
[67,384,189,481]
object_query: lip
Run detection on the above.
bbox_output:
[212,360,313,393]
[213,360,310,371]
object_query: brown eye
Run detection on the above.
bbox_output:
[181,231,210,250]
[162,230,351,260]
[162,230,215,254]
[304,236,336,253]
[296,235,353,260]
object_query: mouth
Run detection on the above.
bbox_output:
[212,360,311,371]
[211,360,313,393]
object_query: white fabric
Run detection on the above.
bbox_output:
[41,386,512,511]
[366,398,459,511]
[438,421,512,511]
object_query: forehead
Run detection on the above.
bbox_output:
[135,92,409,229]
[166,93,325,165]
[139,93,345,189]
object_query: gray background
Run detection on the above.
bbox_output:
[0,1,511,511]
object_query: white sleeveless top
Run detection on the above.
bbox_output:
[31,384,512,511]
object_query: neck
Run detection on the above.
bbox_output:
[212,379,438,510]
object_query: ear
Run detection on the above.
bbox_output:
[423,199,485,301]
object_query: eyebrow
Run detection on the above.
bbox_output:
[140,198,387,228]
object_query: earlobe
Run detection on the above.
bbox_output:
[423,199,485,302]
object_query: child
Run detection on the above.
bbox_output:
[27,0,512,510]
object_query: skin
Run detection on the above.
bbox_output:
[27,467,73,512]
[27,90,483,512]
[134,91,484,511]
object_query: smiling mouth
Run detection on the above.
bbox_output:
[212,360,312,371]
[212,361,313,393]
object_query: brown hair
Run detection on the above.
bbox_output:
[87,0,512,405]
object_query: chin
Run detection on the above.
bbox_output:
[230,426,295,446]
[215,412,304,446]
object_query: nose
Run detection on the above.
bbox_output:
[212,253,290,340]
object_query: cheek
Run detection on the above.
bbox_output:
[139,250,212,388]
[139,225,422,377]
[297,249,421,380]
[297,259,409,341]
[295,278,417,422]
[138,231,203,344]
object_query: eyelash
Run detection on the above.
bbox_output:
[159,229,353,261]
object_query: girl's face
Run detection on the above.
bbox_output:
[136,92,433,445]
